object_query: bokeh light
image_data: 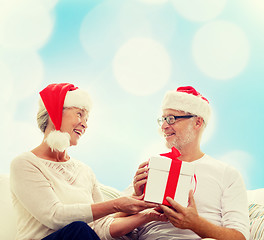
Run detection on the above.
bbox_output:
[0,0,54,50]
[137,0,168,4]
[219,150,253,187]
[1,52,44,100]
[171,0,226,22]
[80,1,123,60]
[80,0,176,61]
[0,61,14,105]
[113,37,171,95]
[251,0,264,14]
[192,21,250,80]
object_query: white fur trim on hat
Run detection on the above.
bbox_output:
[38,89,92,115]
[45,130,71,152]
[64,89,92,111]
[162,90,211,125]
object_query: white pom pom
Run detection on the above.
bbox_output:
[45,130,70,152]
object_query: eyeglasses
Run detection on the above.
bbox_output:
[157,115,197,126]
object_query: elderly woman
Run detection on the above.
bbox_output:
[10,83,166,240]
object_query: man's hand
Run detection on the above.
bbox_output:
[160,190,246,240]
[133,161,149,196]
[160,190,199,230]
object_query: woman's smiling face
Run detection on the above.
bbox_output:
[60,107,89,146]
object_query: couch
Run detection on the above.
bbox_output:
[1,174,264,240]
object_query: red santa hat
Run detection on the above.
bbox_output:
[39,83,92,152]
[162,86,211,125]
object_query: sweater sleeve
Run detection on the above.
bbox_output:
[221,166,250,240]
[10,155,94,231]
[88,175,116,240]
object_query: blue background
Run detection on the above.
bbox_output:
[0,0,263,191]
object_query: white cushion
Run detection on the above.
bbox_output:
[250,217,264,239]
[249,204,264,239]
[0,175,17,240]
[99,183,121,200]
[247,189,264,205]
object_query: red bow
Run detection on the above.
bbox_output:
[160,146,181,160]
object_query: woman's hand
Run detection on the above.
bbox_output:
[140,206,168,222]
[114,195,158,215]
[133,161,149,196]
[110,205,167,238]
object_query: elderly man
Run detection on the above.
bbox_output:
[132,86,250,240]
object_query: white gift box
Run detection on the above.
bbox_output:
[144,156,195,207]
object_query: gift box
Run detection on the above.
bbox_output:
[144,147,195,207]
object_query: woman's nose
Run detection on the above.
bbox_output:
[81,120,87,129]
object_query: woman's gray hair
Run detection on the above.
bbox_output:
[37,99,49,133]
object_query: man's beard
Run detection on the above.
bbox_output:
[165,122,195,150]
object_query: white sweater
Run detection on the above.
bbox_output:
[10,152,114,240]
[124,154,250,240]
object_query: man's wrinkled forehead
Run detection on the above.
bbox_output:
[162,109,188,117]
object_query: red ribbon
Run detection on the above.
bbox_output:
[160,147,182,206]
[162,159,182,206]
[160,146,181,159]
